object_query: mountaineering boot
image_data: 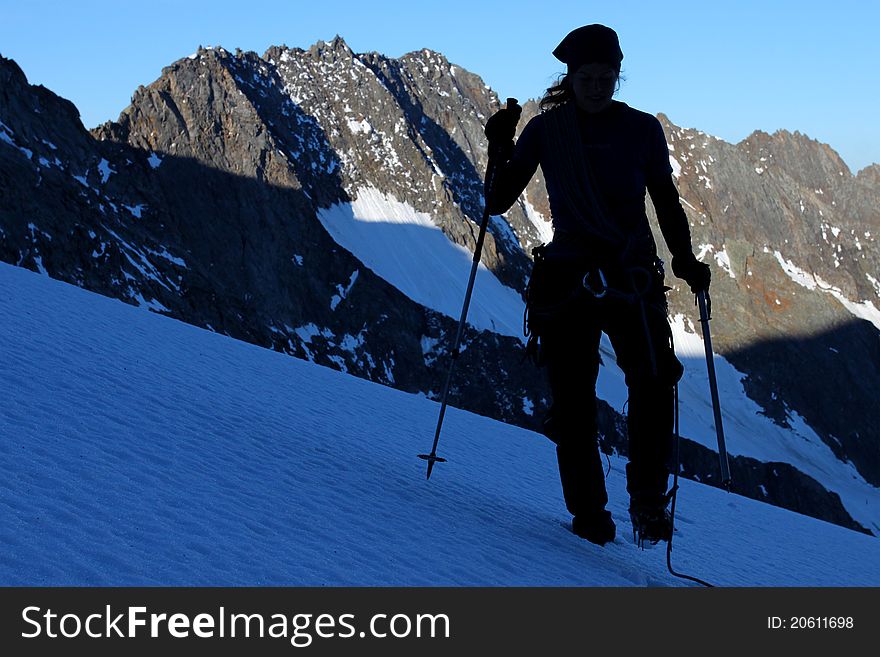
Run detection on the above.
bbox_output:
[628,503,672,548]
[572,509,616,546]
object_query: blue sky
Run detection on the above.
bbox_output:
[1,0,878,171]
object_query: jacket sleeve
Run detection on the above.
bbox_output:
[485,115,541,215]
[645,118,694,259]
[647,175,695,259]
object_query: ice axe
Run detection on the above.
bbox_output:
[419,97,522,479]
[696,289,731,489]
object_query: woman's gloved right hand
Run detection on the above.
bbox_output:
[484,107,519,143]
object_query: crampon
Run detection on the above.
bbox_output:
[629,505,673,549]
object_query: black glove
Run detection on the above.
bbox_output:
[672,254,711,293]
[484,99,521,157]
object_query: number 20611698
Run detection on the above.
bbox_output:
[767,617,854,629]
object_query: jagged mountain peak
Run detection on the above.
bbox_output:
[305,35,356,60]
[266,38,373,69]
[740,125,836,153]
[399,47,452,69]
[1,54,83,130]
[83,39,531,293]
[739,127,852,178]
[657,113,720,138]
[0,53,27,84]
[855,162,880,182]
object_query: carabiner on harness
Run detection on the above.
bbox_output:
[582,268,608,299]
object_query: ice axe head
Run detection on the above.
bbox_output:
[505,97,522,120]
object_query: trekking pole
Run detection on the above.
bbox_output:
[419,98,521,480]
[696,289,732,490]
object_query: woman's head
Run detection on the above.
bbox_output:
[540,24,623,112]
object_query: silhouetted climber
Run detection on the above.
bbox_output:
[485,24,710,546]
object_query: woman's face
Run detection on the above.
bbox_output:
[571,63,618,113]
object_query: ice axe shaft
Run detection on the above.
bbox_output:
[419,98,521,479]
[419,232,489,478]
[697,289,732,489]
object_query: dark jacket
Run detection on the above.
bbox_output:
[488,100,693,268]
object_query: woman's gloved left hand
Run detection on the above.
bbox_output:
[672,254,711,293]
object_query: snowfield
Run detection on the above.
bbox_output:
[316,187,526,338]
[0,262,877,586]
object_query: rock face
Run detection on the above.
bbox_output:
[1,41,878,535]
[652,118,880,491]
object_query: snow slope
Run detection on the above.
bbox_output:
[316,187,526,338]
[0,262,877,586]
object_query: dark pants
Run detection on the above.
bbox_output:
[536,265,683,517]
